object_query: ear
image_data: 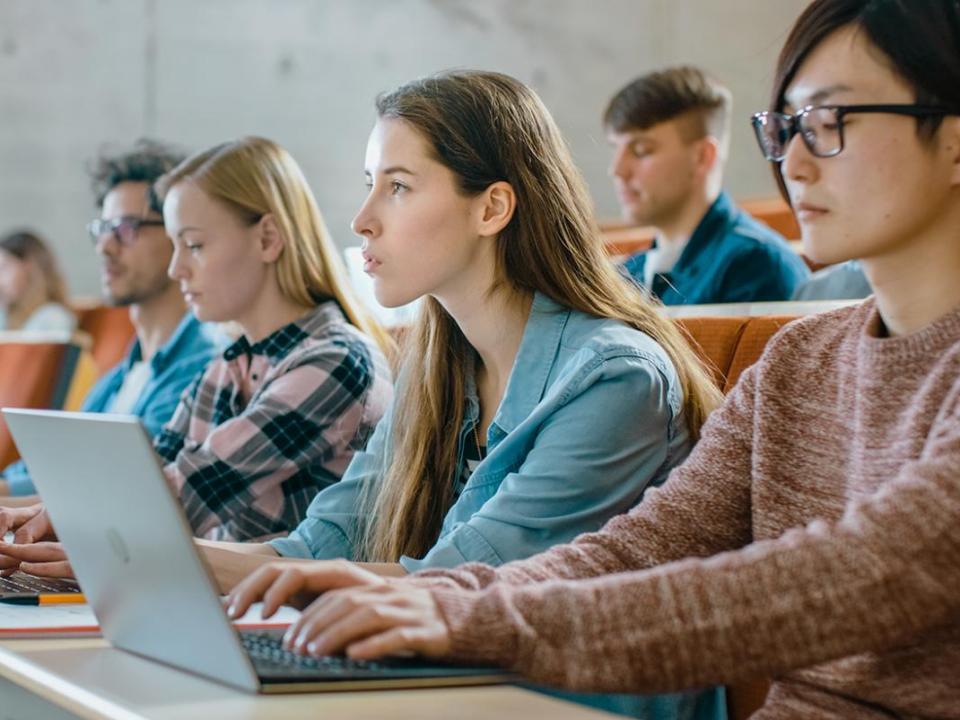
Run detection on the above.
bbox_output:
[256,214,286,263]
[475,181,516,238]
[695,137,720,179]
[942,117,960,187]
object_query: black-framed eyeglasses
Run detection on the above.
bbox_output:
[87,216,164,247]
[751,104,958,162]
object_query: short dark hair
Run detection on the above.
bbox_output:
[769,0,960,199]
[603,66,732,146]
[88,139,185,214]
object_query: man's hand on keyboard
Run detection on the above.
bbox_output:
[226,559,450,661]
[0,503,72,578]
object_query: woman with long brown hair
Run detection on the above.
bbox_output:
[215,70,725,717]
[205,70,720,582]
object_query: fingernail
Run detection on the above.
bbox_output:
[307,641,319,655]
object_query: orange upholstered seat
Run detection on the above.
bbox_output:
[0,341,82,466]
[75,305,135,375]
[723,316,795,393]
[675,316,750,389]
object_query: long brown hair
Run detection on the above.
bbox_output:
[155,137,393,356]
[360,71,723,562]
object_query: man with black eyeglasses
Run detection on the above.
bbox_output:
[0,140,223,498]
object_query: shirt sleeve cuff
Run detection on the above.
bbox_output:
[268,521,355,560]
[430,585,518,666]
[267,530,315,559]
[400,524,502,572]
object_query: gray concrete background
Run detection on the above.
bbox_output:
[0,0,808,296]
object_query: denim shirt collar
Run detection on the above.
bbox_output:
[123,311,203,374]
[462,292,570,448]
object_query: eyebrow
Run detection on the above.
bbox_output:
[365,166,418,177]
[609,132,653,144]
[175,227,203,240]
[785,83,854,110]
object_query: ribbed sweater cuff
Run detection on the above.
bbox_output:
[430,586,517,667]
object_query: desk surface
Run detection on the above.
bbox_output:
[0,638,614,720]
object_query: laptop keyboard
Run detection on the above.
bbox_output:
[242,631,397,677]
[0,572,81,596]
[240,631,495,681]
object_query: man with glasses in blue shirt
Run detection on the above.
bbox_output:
[608,66,810,305]
[0,140,223,497]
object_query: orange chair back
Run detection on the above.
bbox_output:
[738,197,800,240]
[0,342,79,466]
[675,317,749,389]
[723,316,795,393]
[76,306,135,375]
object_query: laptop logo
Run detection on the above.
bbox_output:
[106,528,132,564]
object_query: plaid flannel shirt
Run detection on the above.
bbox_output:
[154,301,392,541]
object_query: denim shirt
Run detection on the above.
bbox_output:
[269,293,692,572]
[624,191,810,305]
[3,312,223,495]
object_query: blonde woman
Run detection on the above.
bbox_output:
[0,230,74,333]
[0,137,393,552]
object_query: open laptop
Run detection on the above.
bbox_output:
[3,409,512,693]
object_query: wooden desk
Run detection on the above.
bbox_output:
[0,638,615,720]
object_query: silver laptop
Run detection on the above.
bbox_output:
[4,409,511,693]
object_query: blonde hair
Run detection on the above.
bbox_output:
[155,136,393,356]
[359,71,723,563]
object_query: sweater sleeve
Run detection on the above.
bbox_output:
[427,381,960,695]
[407,360,758,592]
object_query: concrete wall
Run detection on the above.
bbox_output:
[0,0,809,296]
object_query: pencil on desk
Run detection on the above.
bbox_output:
[0,594,86,606]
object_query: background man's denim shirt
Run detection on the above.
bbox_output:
[269,292,692,572]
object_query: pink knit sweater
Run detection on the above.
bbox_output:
[411,300,960,719]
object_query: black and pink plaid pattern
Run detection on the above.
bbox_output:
[154,302,393,541]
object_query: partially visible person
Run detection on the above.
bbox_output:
[0,140,223,497]
[608,66,809,304]
[792,259,871,300]
[226,2,960,718]
[0,230,75,333]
